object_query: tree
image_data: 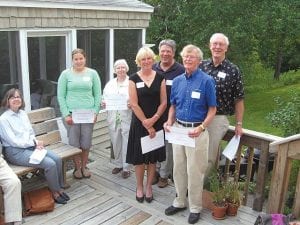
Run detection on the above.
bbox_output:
[144,0,299,79]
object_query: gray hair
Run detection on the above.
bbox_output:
[180,44,203,60]
[113,59,129,72]
[159,39,176,53]
[210,33,230,46]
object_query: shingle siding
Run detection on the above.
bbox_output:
[0,0,153,29]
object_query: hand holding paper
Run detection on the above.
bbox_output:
[29,148,47,164]
[222,135,241,161]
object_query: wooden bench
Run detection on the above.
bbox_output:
[0,107,82,222]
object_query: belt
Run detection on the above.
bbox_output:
[176,119,202,128]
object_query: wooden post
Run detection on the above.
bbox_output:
[292,170,300,218]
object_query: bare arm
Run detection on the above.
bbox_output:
[163,105,176,132]
[234,99,244,136]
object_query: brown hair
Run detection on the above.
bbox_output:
[72,48,86,59]
[1,88,25,110]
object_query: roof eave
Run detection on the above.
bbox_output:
[0,1,154,13]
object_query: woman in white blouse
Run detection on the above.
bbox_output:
[0,88,70,205]
[102,59,132,178]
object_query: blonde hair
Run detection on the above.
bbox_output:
[135,47,155,67]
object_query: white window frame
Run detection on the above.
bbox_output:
[19,29,76,112]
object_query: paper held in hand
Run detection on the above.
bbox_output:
[222,135,241,161]
[72,109,94,124]
[141,130,165,154]
[165,126,195,148]
[104,94,128,111]
[29,148,47,164]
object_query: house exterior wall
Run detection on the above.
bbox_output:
[0,7,152,30]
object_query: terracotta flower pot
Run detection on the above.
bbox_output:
[226,202,239,216]
[212,204,227,220]
[202,189,215,211]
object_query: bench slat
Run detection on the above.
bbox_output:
[28,107,56,124]
[36,130,61,146]
[32,119,59,136]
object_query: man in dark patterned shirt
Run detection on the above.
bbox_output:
[199,33,245,175]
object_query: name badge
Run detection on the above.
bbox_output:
[191,91,201,99]
[217,72,226,79]
[83,76,91,82]
[136,82,145,88]
[166,80,173,86]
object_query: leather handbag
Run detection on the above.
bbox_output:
[23,187,54,216]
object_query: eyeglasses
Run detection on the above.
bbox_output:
[211,42,226,47]
[182,55,198,60]
[9,96,21,100]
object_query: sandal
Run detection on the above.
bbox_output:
[73,169,83,179]
[81,167,91,178]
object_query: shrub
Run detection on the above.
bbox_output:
[266,91,300,136]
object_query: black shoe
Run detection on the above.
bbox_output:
[54,195,67,204]
[145,195,153,203]
[165,205,187,216]
[60,192,70,201]
[188,213,200,224]
[136,195,144,203]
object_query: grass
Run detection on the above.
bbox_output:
[229,70,300,137]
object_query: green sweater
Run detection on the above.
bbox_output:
[57,68,102,118]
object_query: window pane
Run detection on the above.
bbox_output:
[27,36,65,115]
[0,31,20,101]
[114,29,141,75]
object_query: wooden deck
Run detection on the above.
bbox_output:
[21,146,260,225]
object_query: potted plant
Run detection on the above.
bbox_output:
[225,181,242,216]
[212,187,228,220]
[202,168,219,210]
[206,169,228,220]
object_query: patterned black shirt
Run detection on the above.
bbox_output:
[199,58,244,115]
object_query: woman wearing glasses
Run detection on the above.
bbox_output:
[0,88,70,205]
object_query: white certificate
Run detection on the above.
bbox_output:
[29,148,47,164]
[105,94,128,111]
[72,109,94,124]
[222,135,241,161]
[141,130,165,154]
[165,126,195,148]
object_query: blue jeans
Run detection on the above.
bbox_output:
[3,146,64,192]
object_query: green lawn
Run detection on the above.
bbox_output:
[229,74,300,137]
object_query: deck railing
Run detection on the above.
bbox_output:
[221,127,300,217]
[93,111,300,217]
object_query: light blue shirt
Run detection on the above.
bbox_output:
[0,109,36,148]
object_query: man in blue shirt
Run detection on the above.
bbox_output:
[153,39,185,188]
[164,44,216,224]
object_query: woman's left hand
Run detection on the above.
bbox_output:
[142,118,155,129]
[36,140,44,150]
[147,127,156,138]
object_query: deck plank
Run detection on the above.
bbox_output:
[20,145,260,225]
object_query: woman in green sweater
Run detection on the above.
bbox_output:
[57,48,101,179]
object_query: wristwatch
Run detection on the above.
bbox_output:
[199,124,206,131]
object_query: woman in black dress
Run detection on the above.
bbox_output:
[126,46,167,203]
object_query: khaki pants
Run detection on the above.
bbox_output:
[0,156,22,223]
[206,115,229,175]
[172,125,209,213]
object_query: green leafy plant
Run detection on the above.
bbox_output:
[225,182,242,205]
[267,91,300,136]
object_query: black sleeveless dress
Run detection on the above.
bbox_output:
[126,72,166,165]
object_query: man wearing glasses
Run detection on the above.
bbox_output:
[164,44,216,224]
[199,33,245,175]
[153,39,184,188]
